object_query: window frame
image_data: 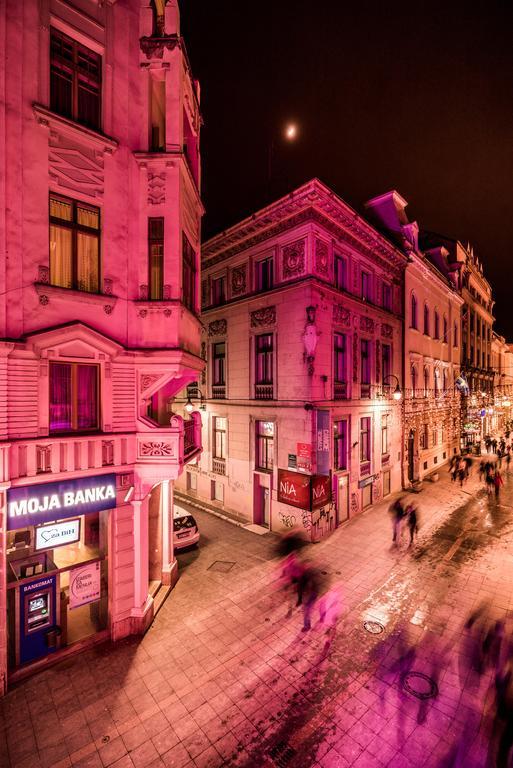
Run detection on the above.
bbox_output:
[49,193,101,293]
[182,233,197,313]
[49,361,100,434]
[381,413,389,456]
[212,342,226,387]
[255,333,273,385]
[255,257,274,292]
[359,416,371,463]
[382,282,392,311]
[50,27,102,131]
[334,419,348,470]
[148,217,164,300]
[411,292,418,329]
[213,416,227,460]
[423,303,430,336]
[334,255,347,291]
[255,420,275,472]
[211,275,226,306]
[361,270,371,302]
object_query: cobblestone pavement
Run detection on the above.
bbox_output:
[3,463,513,768]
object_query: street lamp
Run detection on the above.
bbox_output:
[285,123,298,140]
[184,396,194,414]
[382,374,403,401]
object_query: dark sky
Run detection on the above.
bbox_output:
[182,1,513,338]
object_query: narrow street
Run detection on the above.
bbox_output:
[3,466,513,768]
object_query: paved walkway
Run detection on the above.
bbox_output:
[2,463,513,768]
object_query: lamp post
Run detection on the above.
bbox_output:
[382,374,403,401]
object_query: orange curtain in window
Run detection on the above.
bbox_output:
[77,232,99,292]
[49,224,72,288]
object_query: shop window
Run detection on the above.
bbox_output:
[334,420,347,470]
[182,233,196,312]
[50,28,102,131]
[49,194,100,293]
[148,217,164,300]
[50,362,99,433]
[256,420,274,471]
[334,333,347,399]
[256,257,274,292]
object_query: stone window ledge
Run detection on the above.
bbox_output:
[33,103,118,155]
[34,283,117,313]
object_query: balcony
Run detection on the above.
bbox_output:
[334,382,348,400]
[212,385,226,400]
[255,384,274,400]
[212,457,226,475]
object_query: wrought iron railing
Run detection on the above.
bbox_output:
[255,384,273,400]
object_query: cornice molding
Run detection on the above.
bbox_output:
[33,104,118,154]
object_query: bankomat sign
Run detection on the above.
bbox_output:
[6,474,117,530]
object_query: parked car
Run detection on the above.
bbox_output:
[173,505,200,550]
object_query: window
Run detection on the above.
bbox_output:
[423,367,429,398]
[453,322,458,348]
[382,282,392,311]
[381,414,389,455]
[256,421,274,471]
[182,234,196,312]
[424,303,430,335]
[360,339,371,398]
[411,293,418,329]
[256,257,274,292]
[211,276,226,306]
[334,333,347,398]
[50,362,99,433]
[443,316,448,344]
[442,369,448,393]
[148,217,164,300]
[150,76,166,151]
[432,428,438,447]
[434,311,440,339]
[212,342,226,387]
[434,368,440,397]
[335,255,347,291]
[411,365,417,397]
[420,424,428,450]
[381,344,391,386]
[361,271,371,301]
[213,417,227,459]
[360,417,371,462]
[334,420,348,470]
[255,334,273,384]
[49,194,100,292]
[50,28,102,131]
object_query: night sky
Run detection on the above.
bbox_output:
[182,1,513,338]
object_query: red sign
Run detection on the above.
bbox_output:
[277,469,332,511]
[296,443,312,471]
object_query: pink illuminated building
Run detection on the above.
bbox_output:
[175,180,408,538]
[0,0,203,690]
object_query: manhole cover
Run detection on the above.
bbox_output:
[364,620,384,634]
[402,671,438,700]
[269,741,296,767]
[208,560,236,573]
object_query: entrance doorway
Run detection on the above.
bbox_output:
[253,475,270,527]
[337,475,349,522]
[408,430,415,483]
[148,484,162,595]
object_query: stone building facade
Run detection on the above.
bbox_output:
[175,180,407,538]
[0,0,203,691]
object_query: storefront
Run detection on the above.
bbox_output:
[5,474,116,675]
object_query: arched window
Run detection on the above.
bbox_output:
[411,293,418,329]
[424,367,429,397]
[424,303,430,336]
[411,365,417,398]
[442,369,448,393]
[453,321,458,348]
[434,310,440,339]
[434,368,440,397]
[443,315,448,343]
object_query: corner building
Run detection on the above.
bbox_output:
[176,180,407,538]
[0,0,203,690]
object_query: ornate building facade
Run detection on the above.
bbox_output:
[365,193,464,482]
[0,0,203,691]
[175,180,407,538]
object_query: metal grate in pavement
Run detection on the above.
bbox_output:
[364,620,384,634]
[208,560,236,573]
[268,741,296,767]
[402,671,438,700]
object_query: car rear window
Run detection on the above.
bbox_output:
[174,515,196,531]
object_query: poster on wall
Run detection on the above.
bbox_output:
[277,469,311,510]
[311,474,332,509]
[69,561,101,609]
[296,443,312,472]
[315,410,330,476]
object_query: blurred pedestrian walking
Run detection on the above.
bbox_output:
[389,497,406,547]
[406,502,419,547]
[495,470,504,501]
[299,561,322,631]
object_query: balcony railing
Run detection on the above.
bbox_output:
[212,457,226,475]
[360,383,371,399]
[212,385,226,399]
[255,383,274,400]
[334,382,348,400]
[183,419,195,457]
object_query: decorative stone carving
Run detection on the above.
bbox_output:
[103,278,113,296]
[49,139,104,198]
[353,332,358,382]
[103,305,113,315]
[140,374,162,393]
[231,265,247,296]
[139,284,149,300]
[282,239,305,279]
[38,266,49,284]
[148,172,166,205]
[360,316,375,333]
[140,441,173,457]
[39,295,49,305]
[138,309,148,318]
[208,319,227,336]
[376,340,381,383]
[163,309,172,318]
[333,305,350,326]
[250,307,276,328]
[381,323,393,338]
[315,238,329,277]
[139,34,179,60]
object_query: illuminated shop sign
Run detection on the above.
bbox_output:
[35,518,81,551]
[277,469,332,511]
[7,474,116,530]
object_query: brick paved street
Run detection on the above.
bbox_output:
[3,464,513,768]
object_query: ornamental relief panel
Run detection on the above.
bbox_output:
[148,172,166,205]
[231,265,247,296]
[333,305,351,327]
[250,306,276,328]
[360,316,375,333]
[315,238,330,277]
[208,319,227,336]
[139,441,174,457]
[49,134,104,198]
[282,239,306,279]
[140,374,163,393]
[381,323,393,339]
